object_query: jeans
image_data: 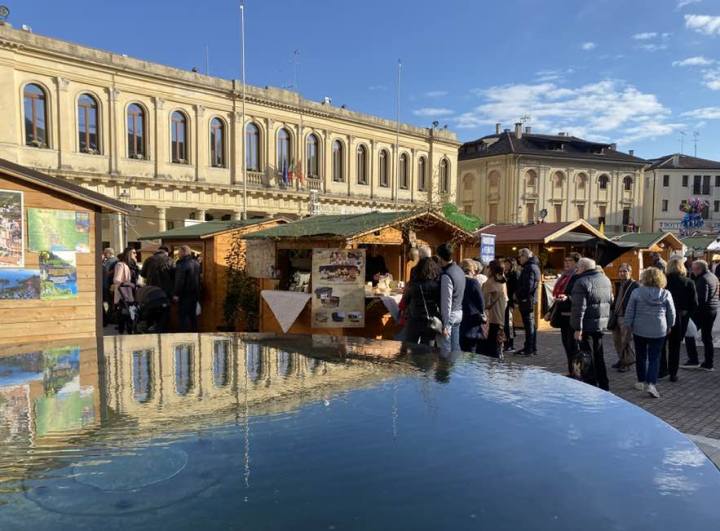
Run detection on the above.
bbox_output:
[520,308,537,353]
[634,335,665,385]
[667,314,689,377]
[504,304,515,349]
[580,332,609,391]
[178,297,199,332]
[686,311,716,368]
[560,323,577,373]
[437,323,461,352]
[404,319,437,346]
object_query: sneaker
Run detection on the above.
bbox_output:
[699,364,715,372]
[680,361,701,369]
[634,382,646,391]
[657,374,669,381]
[670,374,678,382]
[647,384,660,398]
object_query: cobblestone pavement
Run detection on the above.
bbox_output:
[509,329,720,464]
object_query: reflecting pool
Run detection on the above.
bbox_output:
[0,333,719,530]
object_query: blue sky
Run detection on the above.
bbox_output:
[5,0,720,159]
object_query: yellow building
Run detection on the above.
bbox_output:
[0,23,460,250]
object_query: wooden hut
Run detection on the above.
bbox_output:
[606,231,684,280]
[139,217,287,331]
[0,158,131,346]
[682,235,717,261]
[242,209,476,338]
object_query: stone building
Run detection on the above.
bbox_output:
[643,153,720,233]
[457,123,647,232]
[0,23,459,250]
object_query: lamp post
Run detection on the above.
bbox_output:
[240,1,247,220]
[118,189,130,249]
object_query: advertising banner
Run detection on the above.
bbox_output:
[311,249,366,328]
[40,251,78,300]
[0,268,41,300]
[0,189,23,267]
[480,234,496,265]
[28,208,90,253]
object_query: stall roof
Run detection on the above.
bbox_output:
[611,231,683,249]
[244,210,474,241]
[139,217,288,240]
[682,236,717,252]
[476,219,605,244]
[0,158,132,213]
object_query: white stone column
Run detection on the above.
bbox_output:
[233,210,243,221]
[195,104,205,182]
[157,206,167,233]
[197,209,207,222]
[108,87,120,175]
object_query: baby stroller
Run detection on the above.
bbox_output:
[135,285,170,333]
[115,283,138,334]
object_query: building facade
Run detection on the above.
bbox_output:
[457,124,647,232]
[0,23,459,250]
[643,153,720,234]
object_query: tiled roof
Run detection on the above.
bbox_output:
[459,132,647,164]
[612,231,683,249]
[139,217,285,240]
[476,220,604,244]
[645,154,720,170]
[681,236,717,251]
[0,158,132,213]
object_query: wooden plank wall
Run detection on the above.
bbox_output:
[0,174,99,345]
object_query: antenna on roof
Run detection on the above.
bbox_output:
[520,114,531,124]
[693,131,700,158]
[679,131,686,155]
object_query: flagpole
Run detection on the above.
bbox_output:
[394,59,401,208]
[240,1,247,220]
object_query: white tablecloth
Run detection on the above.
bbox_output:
[378,294,404,322]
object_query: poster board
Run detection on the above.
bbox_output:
[480,233,496,265]
[311,249,366,328]
[0,268,41,299]
[27,208,90,253]
[245,239,276,278]
[39,251,78,300]
[0,189,23,267]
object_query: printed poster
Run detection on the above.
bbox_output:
[0,189,23,267]
[480,233,496,265]
[40,251,78,300]
[0,268,41,300]
[27,208,90,253]
[311,249,366,328]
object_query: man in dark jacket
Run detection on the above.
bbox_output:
[683,260,719,370]
[570,258,613,390]
[141,246,175,297]
[101,248,118,326]
[516,248,541,355]
[610,263,639,372]
[173,245,201,332]
[436,243,466,352]
[650,252,667,273]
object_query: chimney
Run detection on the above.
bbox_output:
[673,154,680,166]
[495,123,501,134]
[514,122,523,139]
[525,126,532,134]
[558,132,565,137]
[609,143,617,151]
[629,149,634,156]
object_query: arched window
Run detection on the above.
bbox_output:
[418,157,427,191]
[212,340,230,388]
[171,111,188,163]
[576,173,587,189]
[174,344,194,396]
[525,170,537,187]
[623,176,633,191]
[332,140,344,182]
[210,117,225,168]
[306,133,319,178]
[127,103,146,159]
[77,93,99,154]
[132,349,153,403]
[488,170,500,192]
[245,122,260,171]
[24,83,48,147]
[277,127,291,172]
[399,153,409,189]
[357,145,368,184]
[553,171,565,188]
[440,159,450,193]
[598,174,609,190]
[379,150,389,187]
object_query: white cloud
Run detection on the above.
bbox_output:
[423,90,448,98]
[368,85,387,91]
[581,42,596,51]
[672,55,715,66]
[633,32,658,40]
[638,43,669,52]
[685,14,720,36]
[682,107,720,119]
[412,107,454,118]
[703,69,720,89]
[456,79,683,145]
[535,68,575,82]
[677,0,702,9]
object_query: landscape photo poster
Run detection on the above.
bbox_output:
[0,268,41,300]
[39,251,78,300]
[0,190,24,267]
[27,208,90,253]
[311,249,366,328]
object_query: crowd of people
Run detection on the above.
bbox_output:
[101,245,201,334]
[399,243,720,399]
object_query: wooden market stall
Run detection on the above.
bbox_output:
[242,209,476,339]
[139,217,288,332]
[682,235,717,261]
[0,158,131,346]
[607,231,684,280]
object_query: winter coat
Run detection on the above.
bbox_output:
[112,261,135,304]
[141,251,175,297]
[570,269,613,333]
[482,277,508,325]
[405,278,441,321]
[505,269,520,307]
[517,256,541,307]
[460,277,485,340]
[694,271,720,313]
[666,273,698,318]
[174,256,201,301]
[612,279,639,317]
[625,286,676,338]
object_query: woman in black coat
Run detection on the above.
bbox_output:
[503,258,520,351]
[402,257,442,346]
[664,257,698,381]
[459,259,486,353]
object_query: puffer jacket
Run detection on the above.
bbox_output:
[666,273,697,317]
[694,271,720,313]
[517,256,541,304]
[624,286,676,338]
[570,269,613,332]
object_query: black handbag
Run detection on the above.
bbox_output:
[420,285,443,334]
[571,344,596,385]
[545,302,563,329]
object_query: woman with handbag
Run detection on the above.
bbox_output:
[481,260,509,358]
[665,257,697,382]
[402,257,442,345]
[459,259,486,353]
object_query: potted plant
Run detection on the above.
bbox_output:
[221,235,259,331]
